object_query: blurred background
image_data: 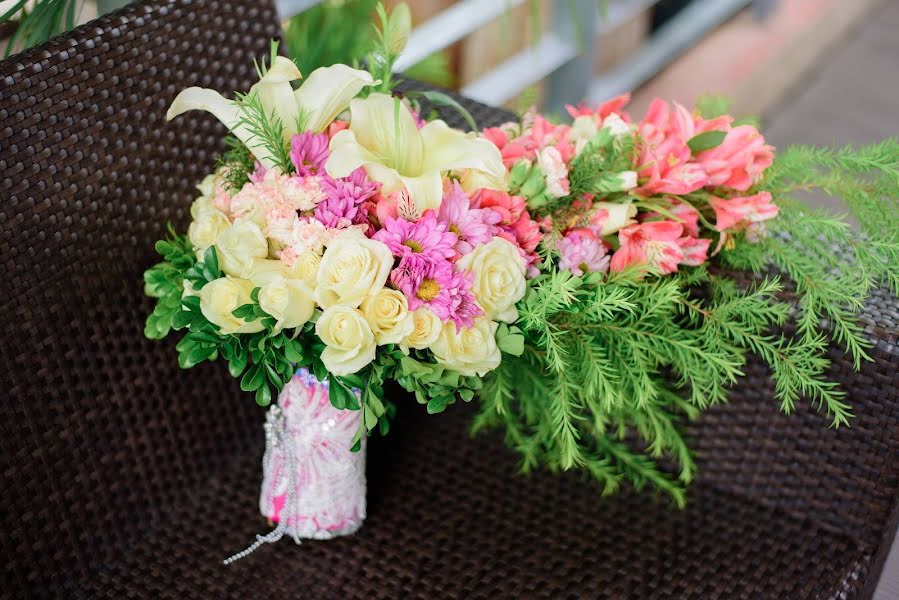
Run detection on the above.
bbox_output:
[1,0,896,596]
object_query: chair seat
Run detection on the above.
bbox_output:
[64,402,869,599]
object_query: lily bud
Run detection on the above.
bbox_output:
[385,3,412,55]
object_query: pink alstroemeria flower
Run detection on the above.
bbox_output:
[610,221,686,275]
[694,126,775,192]
[708,192,779,232]
[565,93,632,122]
[634,99,709,196]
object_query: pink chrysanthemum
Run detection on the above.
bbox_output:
[390,257,482,329]
[557,229,610,276]
[290,132,330,177]
[436,182,501,256]
[373,213,457,262]
[314,169,380,231]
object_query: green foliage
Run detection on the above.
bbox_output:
[2,0,78,57]
[215,135,256,193]
[143,225,196,339]
[478,139,899,503]
[234,89,293,175]
[565,129,636,202]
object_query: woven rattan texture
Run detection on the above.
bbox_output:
[2,2,898,598]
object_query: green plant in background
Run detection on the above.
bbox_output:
[2,0,79,57]
[282,0,454,88]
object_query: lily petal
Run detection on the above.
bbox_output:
[250,56,303,141]
[296,65,377,133]
[166,87,277,167]
[326,129,382,178]
[347,93,423,176]
[419,120,505,183]
[398,172,444,213]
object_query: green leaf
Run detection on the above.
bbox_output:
[426,396,449,414]
[240,364,264,392]
[228,351,248,378]
[284,340,303,363]
[255,385,272,406]
[687,130,727,154]
[498,332,525,356]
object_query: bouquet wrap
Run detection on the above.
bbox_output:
[259,368,366,539]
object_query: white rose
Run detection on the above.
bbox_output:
[316,305,377,376]
[456,238,526,323]
[316,229,393,308]
[592,201,637,236]
[430,318,501,377]
[190,194,223,221]
[361,288,414,345]
[601,112,631,138]
[216,220,269,277]
[537,146,570,198]
[188,211,231,260]
[258,277,316,332]
[400,308,442,353]
[199,276,265,335]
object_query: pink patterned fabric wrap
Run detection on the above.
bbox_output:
[259,369,366,539]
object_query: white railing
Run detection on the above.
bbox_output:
[275,0,764,110]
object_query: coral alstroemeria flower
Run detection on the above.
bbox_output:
[167,57,376,168]
[709,192,779,232]
[610,221,685,274]
[326,93,505,213]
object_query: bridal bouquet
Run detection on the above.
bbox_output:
[144,3,898,550]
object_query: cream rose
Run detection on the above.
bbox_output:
[315,229,393,308]
[216,220,269,277]
[195,173,218,200]
[188,211,231,260]
[292,251,321,289]
[456,238,526,323]
[361,288,413,345]
[592,201,637,236]
[258,277,316,332]
[400,308,442,353]
[430,317,501,377]
[199,276,264,335]
[316,305,377,375]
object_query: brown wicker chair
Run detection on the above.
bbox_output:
[1,1,897,597]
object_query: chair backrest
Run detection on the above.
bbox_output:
[0,0,280,588]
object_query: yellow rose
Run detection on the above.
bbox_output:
[258,278,315,332]
[315,229,393,308]
[216,220,269,277]
[316,305,377,375]
[430,317,501,377]
[456,238,525,323]
[199,276,265,335]
[188,211,231,260]
[400,308,442,353]
[361,288,413,345]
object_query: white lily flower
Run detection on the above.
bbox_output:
[326,93,505,213]
[166,57,375,169]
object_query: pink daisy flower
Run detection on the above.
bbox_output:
[373,213,457,262]
[436,182,501,256]
[390,257,482,329]
[290,131,330,177]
